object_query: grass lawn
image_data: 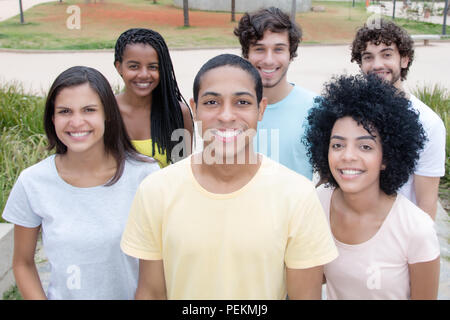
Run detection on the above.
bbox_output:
[0,0,447,50]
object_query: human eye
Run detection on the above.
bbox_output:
[203,100,218,106]
[360,144,373,151]
[57,108,70,114]
[362,55,372,61]
[237,99,251,106]
[331,143,343,149]
[85,107,97,113]
[149,64,159,71]
[128,64,138,70]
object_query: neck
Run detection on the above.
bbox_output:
[60,145,115,173]
[122,90,152,110]
[263,79,293,105]
[337,184,387,216]
[192,149,261,192]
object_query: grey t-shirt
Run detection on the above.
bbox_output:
[2,154,160,299]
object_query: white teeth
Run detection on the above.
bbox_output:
[135,83,150,88]
[341,169,363,175]
[262,69,276,73]
[215,130,241,138]
[69,132,90,137]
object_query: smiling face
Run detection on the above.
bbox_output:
[191,65,267,163]
[247,30,291,90]
[360,42,409,89]
[328,117,385,195]
[52,83,106,156]
[115,43,160,97]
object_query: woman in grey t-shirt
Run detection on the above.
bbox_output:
[2,66,160,299]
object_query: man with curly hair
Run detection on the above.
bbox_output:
[234,7,316,180]
[351,18,446,219]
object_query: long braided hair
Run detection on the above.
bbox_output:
[114,28,190,164]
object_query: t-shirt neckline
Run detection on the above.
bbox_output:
[188,153,265,199]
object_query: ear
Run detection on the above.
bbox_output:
[258,97,268,121]
[114,61,122,76]
[381,163,386,170]
[400,56,409,69]
[189,98,197,120]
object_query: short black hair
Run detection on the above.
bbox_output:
[192,54,263,104]
[303,74,426,195]
[234,6,302,60]
[351,18,414,80]
[44,66,151,186]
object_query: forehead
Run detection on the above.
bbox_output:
[331,117,378,138]
[198,66,256,95]
[363,41,399,54]
[55,83,100,104]
[122,43,158,60]
[252,30,289,46]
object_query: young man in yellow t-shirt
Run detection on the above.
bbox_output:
[120,54,338,300]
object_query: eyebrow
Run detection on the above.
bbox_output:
[55,104,98,109]
[253,42,288,47]
[330,135,376,141]
[200,91,255,98]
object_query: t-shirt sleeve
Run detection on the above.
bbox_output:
[407,213,440,264]
[120,181,163,260]
[285,188,338,269]
[415,116,446,177]
[2,175,42,228]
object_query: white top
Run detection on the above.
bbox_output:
[2,155,160,299]
[317,185,440,300]
[398,95,446,204]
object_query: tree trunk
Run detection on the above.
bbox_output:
[19,0,25,24]
[290,0,296,23]
[183,0,190,27]
[231,0,235,22]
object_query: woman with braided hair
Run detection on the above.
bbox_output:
[114,28,193,168]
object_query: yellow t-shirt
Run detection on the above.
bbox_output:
[120,155,338,299]
[132,139,169,168]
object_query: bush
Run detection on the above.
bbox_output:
[412,85,449,189]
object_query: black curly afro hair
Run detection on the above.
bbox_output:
[303,74,426,195]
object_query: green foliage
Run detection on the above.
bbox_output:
[0,83,50,223]
[2,285,23,300]
[412,85,450,188]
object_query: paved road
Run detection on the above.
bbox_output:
[0,0,57,22]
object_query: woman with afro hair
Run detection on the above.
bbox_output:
[304,74,440,299]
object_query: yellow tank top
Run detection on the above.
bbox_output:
[132,139,169,168]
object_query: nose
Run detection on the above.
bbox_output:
[217,100,236,123]
[262,49,275,65]
[341,145,357,161]
[69,112,85,127]
[138,67,149,78]
[372,55,384,70]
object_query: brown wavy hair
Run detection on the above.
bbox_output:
[234,7,302,60]
[351,19,414,80]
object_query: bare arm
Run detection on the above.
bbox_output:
[135,259,167,300]
[286,265,324,300]
[414,175,440,220]
[12,225,47,300]
[409,256,440,300]
[180,102,194,155]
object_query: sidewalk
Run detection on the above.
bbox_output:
[0,0,57,22]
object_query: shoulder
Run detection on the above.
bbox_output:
[125,156,160,175]
[409,95,446,132]
[19,155,56,183]
[292,85,318,101]
[139,155,190,190]
[259,156,316,194]
[393,194,436,235]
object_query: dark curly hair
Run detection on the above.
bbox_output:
[351,18,414,80]
[303,74,426,195]
[114,28,191,164]
[234,6,302,60]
